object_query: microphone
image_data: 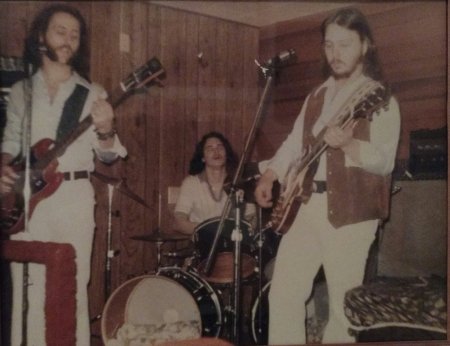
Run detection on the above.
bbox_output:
[265,49,296,67]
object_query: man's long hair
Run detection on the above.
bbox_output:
[23,4,90,78]
[189,131,238,176]
[320,7,383,81]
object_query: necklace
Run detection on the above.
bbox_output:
[206,181,224,202]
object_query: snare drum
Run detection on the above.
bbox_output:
[101,268,222,345]
[194,217,256,284]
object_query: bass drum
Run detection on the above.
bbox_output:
[251,281,271,345]
[101,268,222,345]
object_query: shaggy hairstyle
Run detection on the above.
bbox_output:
[188,131,238,176]
[23,4,89,78]
[320,7,383,81]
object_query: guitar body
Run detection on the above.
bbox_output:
[270,195,303,235]
[270,159,318,234]
[1,138,63,235]
[267,79,390,235]
[0,57,165,236]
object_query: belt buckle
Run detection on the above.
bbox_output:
[64,171,73,180]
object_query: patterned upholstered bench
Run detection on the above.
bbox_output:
[344,276,447,341]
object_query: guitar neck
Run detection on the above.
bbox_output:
[33,57,165,170]
[292,102,365,178]
[34,86,130,171]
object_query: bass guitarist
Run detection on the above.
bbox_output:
[0,5,127,345]
[254,7,401,345]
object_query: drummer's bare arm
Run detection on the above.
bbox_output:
[173,212,198,235]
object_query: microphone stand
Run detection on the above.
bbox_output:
[231,190,244,344]
[202,61,280,345]
[104,184,116,299]
[20,62,33,346]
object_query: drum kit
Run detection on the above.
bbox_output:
[90,174,280,345]
[96,56,290,346]
[91,169,281,345]
[100,216,281,345]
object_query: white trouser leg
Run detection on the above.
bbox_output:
[321,219,377,343]
[268,193,377,345]
[268,194,327,345]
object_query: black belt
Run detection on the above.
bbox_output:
[313,180,327,193]
[63,171,90,181]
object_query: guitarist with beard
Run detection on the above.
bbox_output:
[0,5,127,345]
[254,7,400,345]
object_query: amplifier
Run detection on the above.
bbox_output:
[0,56,25,90]
[0,56,26,140]
[408,127,447,179]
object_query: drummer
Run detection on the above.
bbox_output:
[173,131,256,235]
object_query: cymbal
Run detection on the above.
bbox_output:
[130,233,190,243]
[162,247,194,258]
[91,171,150,208]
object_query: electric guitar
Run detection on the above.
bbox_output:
[269,79,391,235]
[1,57,165,235]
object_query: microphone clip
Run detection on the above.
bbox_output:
[254,59,270,77]
[255,49,296,78]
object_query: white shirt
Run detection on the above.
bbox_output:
[175,174,256,225]
[2,70,127,172]
[259,74,401,182]
[175,175,228,224]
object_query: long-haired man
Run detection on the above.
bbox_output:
[0,4,127,345]
[255,7,401,344]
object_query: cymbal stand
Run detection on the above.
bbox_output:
[230,190,244,345]
[154,231,164,271]
[254,205,265,340]
[91,184,119,323]
[105,184,118,298]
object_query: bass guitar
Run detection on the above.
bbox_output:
[1,57,164,235]
[269,79,391,234]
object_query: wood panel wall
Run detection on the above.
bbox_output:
[1,0,447,342]
[256,1,447,166]
[0,1,259,338]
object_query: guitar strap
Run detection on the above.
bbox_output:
[56,84,89,142]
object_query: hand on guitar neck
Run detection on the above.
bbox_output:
[324,119,362,165]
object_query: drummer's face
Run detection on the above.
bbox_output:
[203,137,226,169]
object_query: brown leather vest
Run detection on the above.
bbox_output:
[303,86,391,228]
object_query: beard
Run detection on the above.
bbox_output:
[328,54,364,80]
[40,40,77,66]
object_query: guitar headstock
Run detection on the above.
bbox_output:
[355,82,391,121]
[120,57,165,92]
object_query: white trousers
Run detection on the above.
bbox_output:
[10,180,95,346]
[268,193,377,345]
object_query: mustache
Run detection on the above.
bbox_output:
[330,59,344,65]
[39,42,76,64]
[56,44,74,53]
